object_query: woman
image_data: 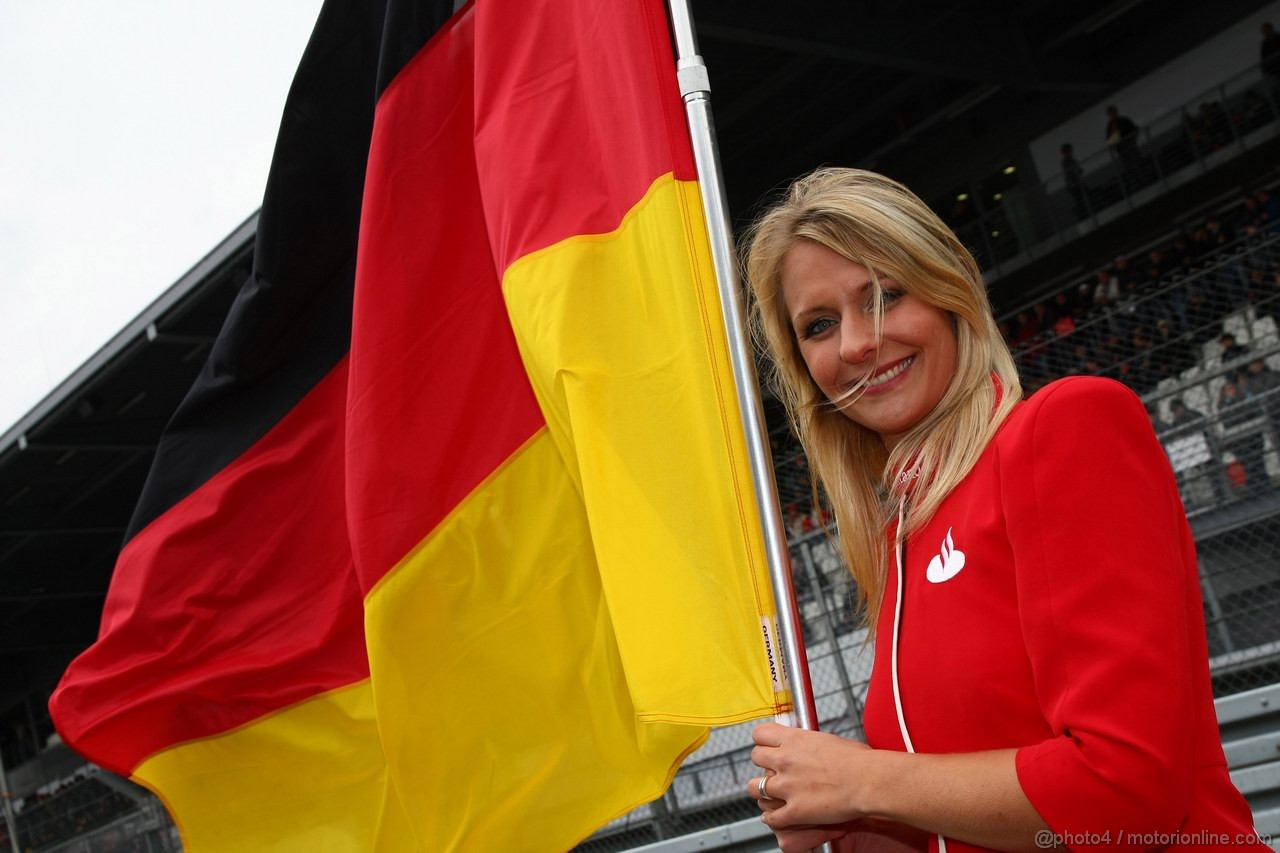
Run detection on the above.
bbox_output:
[741,169,1263,852]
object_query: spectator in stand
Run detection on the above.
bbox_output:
[1113,255,1135,290]
[1258,188,1280,230]
[1162,268,1190,332]
[1145,248,1169,288]
[1051,291,1075,330]
[1190,225,1214,262]
[1032,301,1050,331]
[1220,333,1251,381]
[1186,283,1218,346]
[1245,266,1279,321]
[1061,143,1087,220]
[1114,276,1143,337]
[1092,267,1119,306]
[1218,378,1271,494]
[1262,22,1280,85]
[1220,332,1250,362]
[1076,282,1095,316]
[1246,359,1280,448]
[1014,310,1038,344]
[1239,195,1265,234]
[1155,317,1197,375]
[1017,303,1052,376]
[1095,295,1126,343]
[1069,343,1092,374]
[1113,359,1138,389]
[1150,358,1177,387]
[1205,215,1234,251]
[1095,334,1121,363]
[1247,356,1280,397]
[1131,327,1159,390]
[1170,233,1196,270]
[1104,105,1142,184]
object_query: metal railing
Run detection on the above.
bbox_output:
[945,63,1280,280]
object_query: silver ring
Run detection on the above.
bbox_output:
[758,775,773,800]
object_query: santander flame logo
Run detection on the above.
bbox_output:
[926,527,966,583]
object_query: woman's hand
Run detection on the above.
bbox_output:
[764,812,855,853]
[747,722,878,830]
[757,797,929,853]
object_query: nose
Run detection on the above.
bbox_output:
[838,312,877,365]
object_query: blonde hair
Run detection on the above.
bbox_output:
[743,168,1021,623]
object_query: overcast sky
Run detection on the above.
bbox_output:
[0,1,324,436]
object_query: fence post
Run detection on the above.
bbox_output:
[1201,570,1235,656]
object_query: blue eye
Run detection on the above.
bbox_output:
[802,317,836,338]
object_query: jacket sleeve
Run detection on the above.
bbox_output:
[1000,377,1195,839]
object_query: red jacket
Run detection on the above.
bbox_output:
[862,377,1263,851]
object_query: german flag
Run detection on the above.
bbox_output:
[49,0,786,849]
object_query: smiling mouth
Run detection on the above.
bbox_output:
[864,356,915,388]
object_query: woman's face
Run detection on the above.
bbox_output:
[780,239,958,450]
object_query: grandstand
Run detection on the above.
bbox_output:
[4,1,1280,850]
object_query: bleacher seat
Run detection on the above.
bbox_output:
[1252,316,1279,348]
[1184,383,1212,416]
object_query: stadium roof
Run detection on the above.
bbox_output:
[0,217,255,724]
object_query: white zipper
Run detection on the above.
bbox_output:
[890,498,947,853]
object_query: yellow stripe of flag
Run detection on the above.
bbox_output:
[359,175,782,851]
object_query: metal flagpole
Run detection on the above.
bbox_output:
[666,11,833,850]
[665,0,821,736]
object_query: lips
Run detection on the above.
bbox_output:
[865,356,915,388]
